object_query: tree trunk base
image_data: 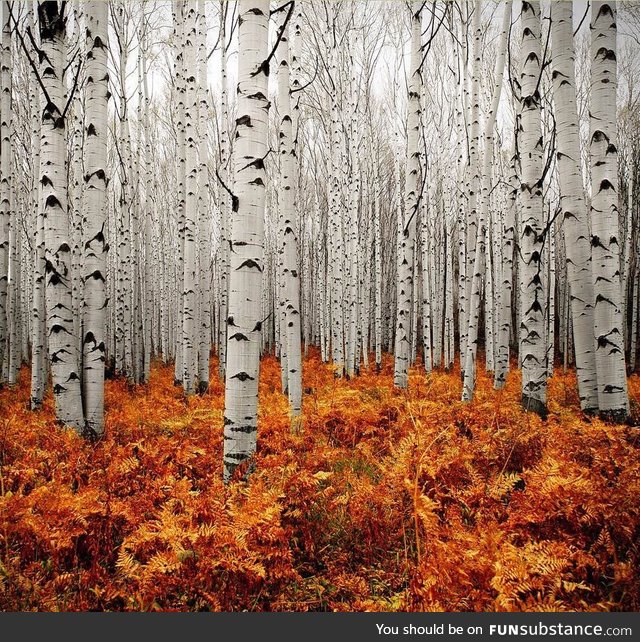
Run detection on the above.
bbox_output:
[598,408,629,425]
[521,394,548,419]
[198,380,209,395]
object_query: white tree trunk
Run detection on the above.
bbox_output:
[39,1,84,431]
[223,0,269,482]
[0,3,10,385]
[518,0,547,416]
[550,1,599,413]
[394,1,421,389]
[196,0,210,393]
[590,1,629,421]
[82,0,109,436]
[462,0,509,400]
[276,5,302,420]
[181,1,199,396]
[218,0,230,379]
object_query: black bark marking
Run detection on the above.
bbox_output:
[231,371,255,382]
[237,259,262,272]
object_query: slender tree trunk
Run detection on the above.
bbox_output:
[0,2,10,385]
[82,0,109,435]
[173,0,186,385]
[394,1,421,389]
[276,4,302,420]
[38,0,84,431]
[590,1,629,421]
[462,0,509,400]
[550,2,599,413]
[217,2,230,379]
[197,0,210,394]
[518,0,547,416]
[223,0,269,483]
[181,1,198,396]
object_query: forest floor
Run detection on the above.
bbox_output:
[0,350,639,612]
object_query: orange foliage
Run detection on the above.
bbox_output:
[0,352,639,611]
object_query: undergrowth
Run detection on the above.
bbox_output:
[0,350,638,611]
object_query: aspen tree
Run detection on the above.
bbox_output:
[181,1,198,395]
[460,2,481,370]
[196,0,210,394]
[38,0,84,430]
[590,1,629,421]
[276,1,302,419]
[550,1,599,413]
[518,0,548,416]
[223,0,270,482]
[394,0,421,389]
[218,0,230,379]
[82,0,109,435]
[0,1,10,384]
[462,0,509,401]
[30,13,46,408]
[173,0,186,385]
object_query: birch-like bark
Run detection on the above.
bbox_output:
[173,0,186,385]
[181,1,198,396]
[276,5,302,419]
[223,0,269,483]
[494,122,519,389]
[115,1,133,382]
[393,1,421,389]
[30,41,46,408]
[0,2,10,384]
[141,27,153,384]
[462,1,509,400]
[590,1,629,421]
[550,2,599,413]
[82,0,109,435]
[374,157,382,371]
[329,46,344,375]
[421,194,432,373]
[460,3,481,374]
[196,0,210,393]
[7,182,18,385]
[39,1,84,431]
[218,0,229,379]
[518,0,547,416]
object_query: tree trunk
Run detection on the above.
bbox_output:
[518,0,547,417]
[82,0,109,436]
[590,1,629,422]
[223,0,269,483]
[39,0,84,431]
[394,1,421,389]
[0,2,10,385]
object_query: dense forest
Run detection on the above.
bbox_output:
[0,0,639,612]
